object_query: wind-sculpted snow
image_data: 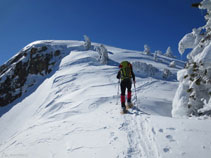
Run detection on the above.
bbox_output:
[0,40,211,158]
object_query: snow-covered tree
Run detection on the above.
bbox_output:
[169,61,176,68]
[83,35,91,50]
[157,50,163,55]
[172,0,211,117]
[164,46,174,58]
[132,61,159,78]
[144,44,151,55]
[154,51,158,61]
[96,44,108,64]
[178,28,202,55]
[198,97,211,115]
[132,61,174,80]
[163,68,171,79]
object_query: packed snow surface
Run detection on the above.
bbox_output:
[0,40,211,158]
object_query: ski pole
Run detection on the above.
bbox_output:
[116,79,120,105]
[134,81,137,104]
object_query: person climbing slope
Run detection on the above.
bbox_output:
[117,61,135,114]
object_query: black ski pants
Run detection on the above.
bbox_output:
[120,79,132,107]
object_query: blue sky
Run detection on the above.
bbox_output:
[0,0,206,65]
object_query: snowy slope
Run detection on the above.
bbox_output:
[0,40,211,158]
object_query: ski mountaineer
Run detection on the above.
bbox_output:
[117,61,135,113]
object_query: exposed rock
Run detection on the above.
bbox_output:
[54,50,60,56]
[0,45,62,107]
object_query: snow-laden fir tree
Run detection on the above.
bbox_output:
[154,51,158,61]
[96,44,108,64]
[83,35,91,50]
[157,50,163,55]
[132,61,159,78]
[144,44,151,55]
[164,46,174,58]
[172,0,211,117]
[163,68,171,79]
[169,61,176,68]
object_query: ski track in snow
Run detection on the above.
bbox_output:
[120,79,161,158]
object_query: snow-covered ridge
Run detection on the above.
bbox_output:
[1,39,211,158]
[0,40,184,108]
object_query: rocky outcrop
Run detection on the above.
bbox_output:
[0,45,62,107]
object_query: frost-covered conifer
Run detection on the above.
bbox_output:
[163,68,171,79]
[157,50,163,55]
[132,61,172,79]
[154,51,158,61]
[83,35,91,50]
[144,44,151,55]
[96,44,108,64]
[172,0,211,117]
[164,46,174,58]
[169,61,176,68]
